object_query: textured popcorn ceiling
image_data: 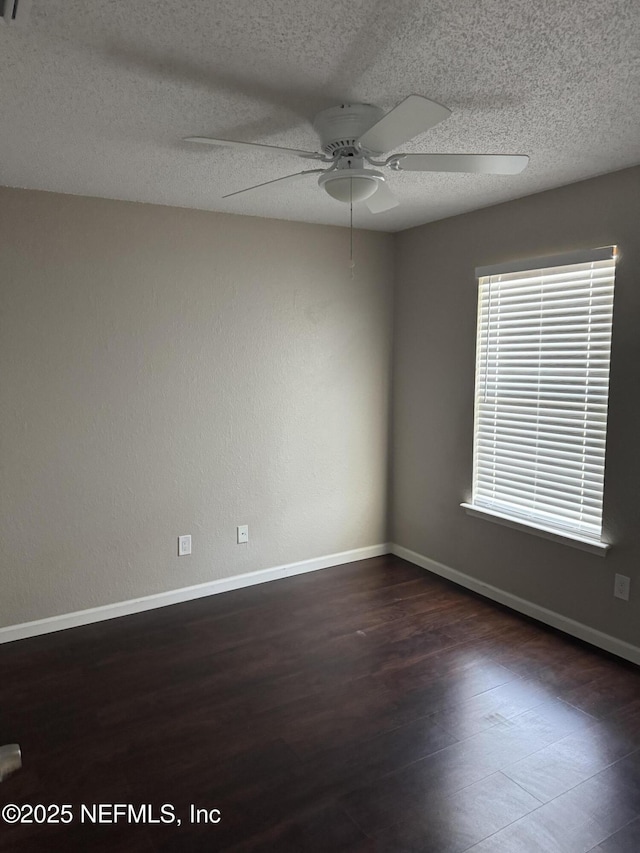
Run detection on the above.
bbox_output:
[1,0,639,232]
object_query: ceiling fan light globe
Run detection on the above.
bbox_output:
[326,177,377,202]
[318,170,384,203]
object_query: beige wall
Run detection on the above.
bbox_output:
[0,187,393,626]
[392,165,640,648]
[4,166,640,646]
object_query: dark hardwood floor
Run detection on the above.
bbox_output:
[2,555,640,852]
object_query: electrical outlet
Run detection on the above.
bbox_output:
[178,535,192,556]
[237,525,249,544]
[614,573,630,601]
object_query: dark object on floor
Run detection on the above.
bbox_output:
[0,743,21,781]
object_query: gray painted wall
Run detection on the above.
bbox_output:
[3,167,639,651]
[392,166,640,648]
[0,187,393,626]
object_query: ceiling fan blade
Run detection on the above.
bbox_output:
[222,169,326,199]
[365,181,400,214]
[394,153,530,174]
[357,95,451,154]
[184,137,323,160]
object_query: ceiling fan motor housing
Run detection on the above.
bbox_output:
[313,104,385,156]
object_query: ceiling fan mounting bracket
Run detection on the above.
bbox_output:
[388,156,405,171]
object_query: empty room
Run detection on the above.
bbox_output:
[1,1,640,851]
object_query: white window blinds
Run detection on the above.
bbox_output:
[470,247,616,542]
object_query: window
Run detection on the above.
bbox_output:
[462,247,616,554]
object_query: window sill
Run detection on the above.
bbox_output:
[460,503,610,557]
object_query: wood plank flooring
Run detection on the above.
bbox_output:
[1,555,640,852]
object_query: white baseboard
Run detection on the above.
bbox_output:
[0,543,390,645]
[5,542,638,667]
[390,543,640,667]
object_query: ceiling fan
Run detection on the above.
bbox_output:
[185,95,529,213]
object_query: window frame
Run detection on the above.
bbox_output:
[462,246,617,556]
